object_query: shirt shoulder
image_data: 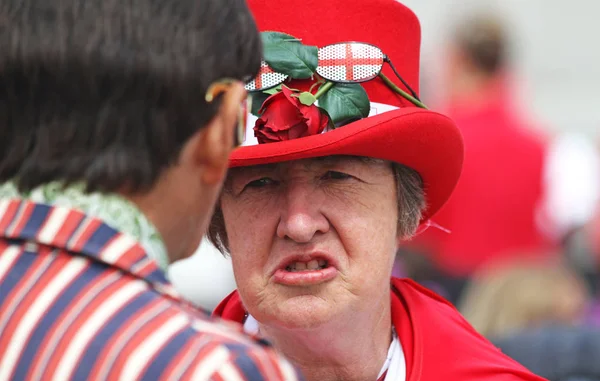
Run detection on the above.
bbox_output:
[77,260,302,381]
[0,239,301,381]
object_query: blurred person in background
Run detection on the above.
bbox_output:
[0,0,302,379]
[458,260,590,339]
[404,15,556,301]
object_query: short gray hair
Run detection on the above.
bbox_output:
[393,162,426,239]
[207,158,426,254]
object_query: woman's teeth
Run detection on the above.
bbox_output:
[285,259,328,272]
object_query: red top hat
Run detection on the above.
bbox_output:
[232,0,464,222]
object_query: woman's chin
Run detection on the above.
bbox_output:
[257,295,336,330]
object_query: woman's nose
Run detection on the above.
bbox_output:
[276,181,329,243]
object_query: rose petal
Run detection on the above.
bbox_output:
[263,103,302,131]
[281,86,302,108]
[299,105,325,136]
[288,123,308,139]
[258,91,285,114]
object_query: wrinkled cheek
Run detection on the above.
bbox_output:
[340,223,397,279]
[225,218,275,286]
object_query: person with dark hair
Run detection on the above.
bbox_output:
[0,1,301,379]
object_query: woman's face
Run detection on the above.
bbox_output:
[220,156,400,329]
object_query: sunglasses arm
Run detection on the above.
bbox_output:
[378,72,427,109]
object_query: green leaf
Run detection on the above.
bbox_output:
[318,107,337,130]
[298,92,317,106]
[249,92,272,116]
[318,84,370,126]
[261,32,318,79]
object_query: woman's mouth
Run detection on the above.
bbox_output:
[285,259,329,272]
[274,258,337,286]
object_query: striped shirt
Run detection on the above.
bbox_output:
[0,199,302,381]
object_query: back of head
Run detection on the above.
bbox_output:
[0,0,261,193]
[452,15,509,77]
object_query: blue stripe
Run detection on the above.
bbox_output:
[18,204,52,241]
[0,248,38,308]
[12,261,106,380]
[80,223,119,259]
[143,268,170,286]
[143,327,197,380]
[227,343,267,381]
[73,288,157,379]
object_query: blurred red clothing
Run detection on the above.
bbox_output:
[414,81,556,276]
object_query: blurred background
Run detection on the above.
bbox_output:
[171,1,600,378]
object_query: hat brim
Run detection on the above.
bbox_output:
[229,108,464,222]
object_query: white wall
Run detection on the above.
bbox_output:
[168,238,237,311]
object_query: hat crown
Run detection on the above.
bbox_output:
[248,0,422,108]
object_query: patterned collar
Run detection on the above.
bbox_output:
[0,198,183,301]
[0,181,169,269]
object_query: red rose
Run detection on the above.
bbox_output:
[254,86,329,144]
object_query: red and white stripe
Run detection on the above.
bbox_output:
[0,254,55,337]
[5,201,35,237]
[105,307,182,379]
[159,337,216,381]
[36,206,71,245]
[119,313,190,381]
[0,257,88,380]
[0,244,22,284]
[186,345,231,380]
[67,216,102,253]
[100,233,139,265]
[51,281,148,380]
[91,299,170,380]
[28,270,122,381]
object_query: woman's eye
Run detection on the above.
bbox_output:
[322,171,352,180]
[245,177,275,189]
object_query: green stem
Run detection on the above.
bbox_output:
[314,81,334,99]
[309,78,325,94]
[378,73,427,109]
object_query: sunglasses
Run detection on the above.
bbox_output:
[245,41,426,109]
[205,79,251,147]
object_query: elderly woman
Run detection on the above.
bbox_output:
[211,1,546,380]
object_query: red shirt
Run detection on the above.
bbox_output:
[214,277,547,381]
[412,84,554,276]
